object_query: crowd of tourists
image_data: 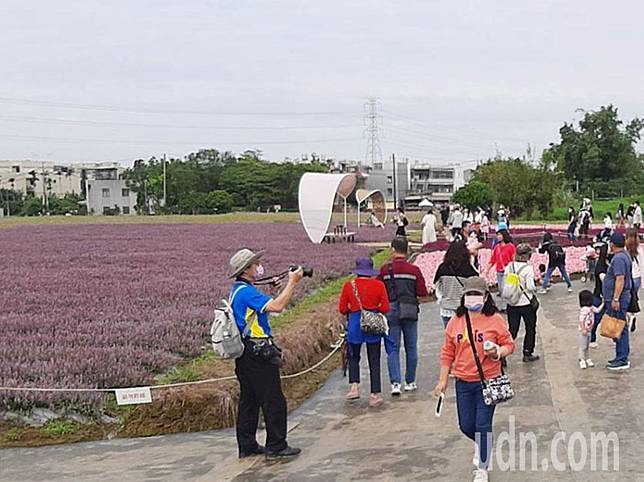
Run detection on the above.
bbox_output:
[224,201,642,481]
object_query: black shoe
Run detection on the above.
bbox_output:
[631,318,637,333]
[265,445,301,458]
[239,445,265,459]
[523,354,540,362]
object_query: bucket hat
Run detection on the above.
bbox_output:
[229,248,264,278]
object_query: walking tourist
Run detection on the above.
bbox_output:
[421,208,438,244]
[603,232,632,370]
[339,257,390,407]
[538,232,573,294]
[434,241,479,328]
[433,277,515,482]
[451,206,464,240]
[480,211,490,241]
[625,228,643,332]
[504,243,540,362]
[617,203,626,230]
[578,290,602,369]
[486,229,516,311]
[579,206,592,239]
[379,237,428,395]
[634,201,642,231]
[626,204,635,229]
[228,248,304,458]
[567,207,577,241]
[589,242,609,347]
[395,207,408,237]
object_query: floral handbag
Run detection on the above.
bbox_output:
[464,311,514,406]
[351,281,388,335]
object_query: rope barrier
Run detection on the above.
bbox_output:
[0,336,345,394]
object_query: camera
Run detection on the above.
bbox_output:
[290,265,314,278]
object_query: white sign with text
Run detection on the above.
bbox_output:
[115,387,153,405]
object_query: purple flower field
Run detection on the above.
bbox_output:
[0,223,390,409]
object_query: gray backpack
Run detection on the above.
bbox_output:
[210,285,251,359]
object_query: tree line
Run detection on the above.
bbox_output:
[453,105,644,219]
[124,149,329,214]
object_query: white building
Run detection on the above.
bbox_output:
[0,160,136,215]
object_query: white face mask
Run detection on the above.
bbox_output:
[464,295,486,312]
[255,264,265,278]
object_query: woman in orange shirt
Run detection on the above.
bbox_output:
[339,257,390,407]
[433,277,515,481]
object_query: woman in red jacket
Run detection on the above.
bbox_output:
[486,229,516,311]
[433,277,515,481]
[339,257,390,407]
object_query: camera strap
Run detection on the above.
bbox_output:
[252,270,290,286]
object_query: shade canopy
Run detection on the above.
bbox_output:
[418,198,433,207]
[355,188,388,226]
[298,173,357,244]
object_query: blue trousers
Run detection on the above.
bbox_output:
[611,305,629,363]
[386,313,418,384]
[541,263,572,289]
[456,379,496,470]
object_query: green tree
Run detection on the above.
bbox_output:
[543,105,644,196]
[452,181,493,210]
[21,197,43,216]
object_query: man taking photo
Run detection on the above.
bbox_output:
[228,248,304,458]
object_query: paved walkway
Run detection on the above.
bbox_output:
[2,283,643,481]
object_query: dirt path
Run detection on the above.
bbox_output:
[2,283,642,481]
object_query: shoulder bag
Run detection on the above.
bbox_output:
[464,311,514,406]
[388,262,419,321]
[351,281,388,335]
[516,264,540,312]
[600,311,626,339]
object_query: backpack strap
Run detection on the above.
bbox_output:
[387,262,400,302]
[229,284,254,338]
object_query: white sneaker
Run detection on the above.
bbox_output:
[568,287,573,293]
[403,382,417,392]
[391,383,401,395]
[590,342,598,348]
[586,359,595,367]
[473,468,488,481]
[538,289,548,295]
[579,359,587,369]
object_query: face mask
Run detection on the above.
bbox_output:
[464,295,485,312]
[255,264,265,278]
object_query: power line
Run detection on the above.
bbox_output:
[0,114,362,131]
[0,133,362,146]
[0,96,354,117]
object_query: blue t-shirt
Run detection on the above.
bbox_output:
[230,281,273,338]
[603,250,632,307]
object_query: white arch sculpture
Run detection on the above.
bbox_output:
[298,173,357,244]
[355,189,388,227]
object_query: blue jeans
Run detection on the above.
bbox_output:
[611,305,629,363]
[386,305,418,384]
[590,296,605,343]
[441,315,451,329]
[541,263,572,289]
[456,379,496,470]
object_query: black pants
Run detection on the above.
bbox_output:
[234,341,287,454]
[348,342,381,393]
[507,304,537,355]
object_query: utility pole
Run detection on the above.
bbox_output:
[392,153,397,209]
[162,153,167,208]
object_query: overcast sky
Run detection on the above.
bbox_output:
[1,0,643,166]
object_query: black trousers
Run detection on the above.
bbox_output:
[507,304,537,355]
[234,341,287,454]
[348,341,382,393]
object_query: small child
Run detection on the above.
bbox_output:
[578,290,603,369]
[580,245,597,283]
